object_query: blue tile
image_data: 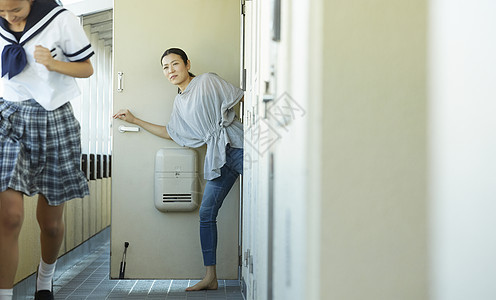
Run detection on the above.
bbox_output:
[26,239,243,300]
[205,295,228,300]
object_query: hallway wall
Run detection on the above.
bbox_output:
[110,0,241,279]
[319,1,428,299]
[241,0,429,299]
[15,180,111,284]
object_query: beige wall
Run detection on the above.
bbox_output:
[111,0,241,279]
[14,178,111,284]
[320,1,428,299]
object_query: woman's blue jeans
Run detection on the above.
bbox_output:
[199,145,243,266]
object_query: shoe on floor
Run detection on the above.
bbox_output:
[34,290,54,300]
[35,265,54,300]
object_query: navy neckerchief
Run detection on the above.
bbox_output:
[0,1,65,79]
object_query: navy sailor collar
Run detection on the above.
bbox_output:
[0,1,66,79]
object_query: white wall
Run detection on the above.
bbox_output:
[272,0,311,299]
[241,0,271,298]
[62,0,112,16]
[429,1,496,299]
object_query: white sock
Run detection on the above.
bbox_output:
[37,259,56,291]
[0,288,13,300]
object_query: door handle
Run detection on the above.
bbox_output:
[119,125,140,133]
[117,72,124,92]
[263,80,274,119]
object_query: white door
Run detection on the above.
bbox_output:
[240,0,259,297]
[111,0,242,279]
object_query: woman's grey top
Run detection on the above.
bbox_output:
[166,72,244,180]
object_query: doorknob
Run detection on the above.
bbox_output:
[119,125,140,133]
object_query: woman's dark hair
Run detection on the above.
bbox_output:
[160,48,195,78]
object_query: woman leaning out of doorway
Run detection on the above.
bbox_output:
[113,47,244,291]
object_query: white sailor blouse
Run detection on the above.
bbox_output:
[0,1,94,110]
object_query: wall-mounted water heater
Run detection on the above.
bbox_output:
[154,148,200,212]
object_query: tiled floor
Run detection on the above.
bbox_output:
[53,242,244,300]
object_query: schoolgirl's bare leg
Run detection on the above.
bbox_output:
[36,195,65,265]
[0,189,24,289]
[185,265,218,291]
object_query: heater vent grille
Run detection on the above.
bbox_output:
[162,193,192,203]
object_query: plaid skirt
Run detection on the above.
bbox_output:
[0,99,89,206]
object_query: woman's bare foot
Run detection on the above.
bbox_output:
[186,277,218,291]
[186,265,218,291]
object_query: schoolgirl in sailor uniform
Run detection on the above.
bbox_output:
[0,1,94,299]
